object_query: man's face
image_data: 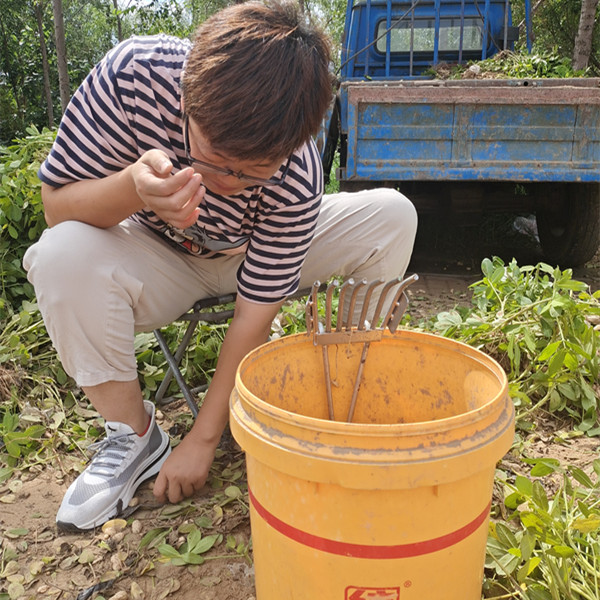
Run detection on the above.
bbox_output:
[184,117,288,196]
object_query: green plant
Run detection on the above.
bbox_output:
[158,528,223,566]
[431,257,600,433]
[479,48,587,78]
[438,47,589,80]
[135,319,230,402]
[0,126,54,315]
[486,459,600,599]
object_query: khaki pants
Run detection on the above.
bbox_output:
[24,189,417,387]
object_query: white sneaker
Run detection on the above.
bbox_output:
[56,400,171,531]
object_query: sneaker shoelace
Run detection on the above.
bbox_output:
[86,432,137,478]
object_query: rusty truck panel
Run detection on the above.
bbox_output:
[340,79,600,183]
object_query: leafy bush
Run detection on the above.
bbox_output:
[0,126,54,316]
[486,460,600,600]
[436,47,590,79]
[432,257,600,433]
[473,47,589,78]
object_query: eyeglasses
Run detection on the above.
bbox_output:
[183,116,291,187]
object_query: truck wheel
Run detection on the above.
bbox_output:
[536,183,600,267]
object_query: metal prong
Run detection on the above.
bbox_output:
[324,280,338,333]
[322,345,335,420]
[322,280,338,420]
[380,274,419,333]
[370,277,402,327]
[346,341,370,423]
[310,281,321,344]
[386,293,408,333]
[305,297,314,336]
[357,278,385,330]
[335,278,355,332]
[344,279,367,330]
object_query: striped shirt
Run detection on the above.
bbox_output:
[38,35,324,304]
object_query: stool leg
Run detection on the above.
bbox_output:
[154,320,200,403]
[153,324,200,417]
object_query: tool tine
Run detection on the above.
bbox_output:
[322,346,335,420]
[381,274,420,332]
[357,278,385,330]
[336,278,355,332]
[385,292,408,333]
[305,297,313,336]
[346,341,370,422]
[370,277,402,327]
[344,278,367,330]
[325,280,338,333]
[310,281,321,342]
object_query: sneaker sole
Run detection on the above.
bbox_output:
[56,436,171,532]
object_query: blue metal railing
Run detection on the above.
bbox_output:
[340,0,530,80]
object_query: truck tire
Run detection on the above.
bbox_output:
[536,183,600,267]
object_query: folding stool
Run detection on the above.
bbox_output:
[153,287,320,417]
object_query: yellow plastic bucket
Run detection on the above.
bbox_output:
[230,330,514,600]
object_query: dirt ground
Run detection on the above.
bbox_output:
[1,216,599,600]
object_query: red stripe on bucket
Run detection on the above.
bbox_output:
[249,487,491,559]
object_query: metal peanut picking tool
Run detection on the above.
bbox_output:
[305,274,419,422]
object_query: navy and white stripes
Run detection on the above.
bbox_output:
[38,35,324,304]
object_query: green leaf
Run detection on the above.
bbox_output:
[179,552,205,565]
[189,533,219,555]
[547,545,575,558]
[436,310,463,328]
[0,467,14,484]
[517,556,541,582]
[531,480,549,512]
[139,527,169,550]
[571,516,600,534]
[186,528,203,552]
[505,491,525,509]
[546,348,566,377]
[576,408,598,432]
[495,522,518,549]
[157,544,181,559]
[5,440,21,458]
[224,485,242,499]
[568,466,594,489]
[515,475,533,497]
[480,258,495,278]
[548,388,564,413]
[194,515,213,529]
[524,457,561,477]
[5,528,28,538]
[537,341,561,363]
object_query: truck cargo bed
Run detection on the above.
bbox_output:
[340,78,600,183]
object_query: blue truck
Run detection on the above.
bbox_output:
[319,0,600,266]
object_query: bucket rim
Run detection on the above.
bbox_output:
[232,380,507,435]
[235,330,509,435]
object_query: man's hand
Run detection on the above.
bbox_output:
[131,149,204,230]
[152,297,284,505]
[153,433,218,503]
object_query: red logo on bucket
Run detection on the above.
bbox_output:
[345,587,400,600]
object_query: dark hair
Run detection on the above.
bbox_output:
[182,1,333,160]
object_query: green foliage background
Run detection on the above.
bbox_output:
[1,3,599,597]
[0,0,348,145]
[1,128,600,600]
[0,0,598,144]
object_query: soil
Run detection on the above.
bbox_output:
[1,216,599,600]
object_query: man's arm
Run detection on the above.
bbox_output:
[153,294,284,503]
[42,150,204,229]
